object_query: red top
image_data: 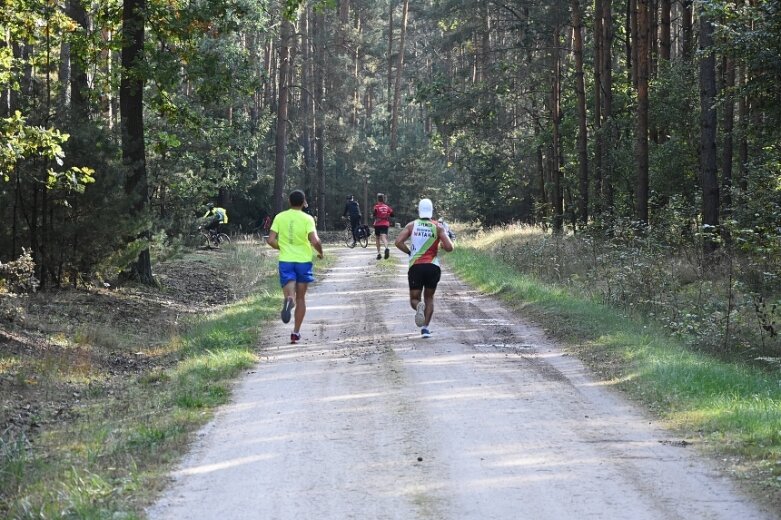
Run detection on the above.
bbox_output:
[372,203,394,227]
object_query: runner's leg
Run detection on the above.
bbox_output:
[280,279,296,323]
[293,282,308,332]
[422,287,436,326]
[409,288,423,310]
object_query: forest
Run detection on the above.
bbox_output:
[3,1,781,516]
[1,0,780,303]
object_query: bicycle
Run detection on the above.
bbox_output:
[200,225,231,249]
[344,219,369,248]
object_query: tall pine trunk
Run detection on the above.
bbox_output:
[634,0,650,225]
[273,18,293,214]
[120,0,153,284]
[389,0,408,151]
[602,0,615,218]
[593,0,603,212]
[314,10,326,229]
[699,11,720,256]
[571,0,588,226]
[721,55,735,213]
[551,24,563,233]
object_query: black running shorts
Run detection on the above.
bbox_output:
[408,263,441,290]
[374,225,389,236]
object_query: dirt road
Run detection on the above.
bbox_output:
[148,245,775,519]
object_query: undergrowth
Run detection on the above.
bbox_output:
[458,222,780,363]
[0,241,284,518]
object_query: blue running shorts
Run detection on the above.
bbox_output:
[279,261,315,286]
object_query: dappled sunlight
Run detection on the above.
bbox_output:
[320,391,387,402]
[419,387,519,403]
[581,372,640,388]
[174,453,277,477]
[465,225,546,250]
[306,303,356,311]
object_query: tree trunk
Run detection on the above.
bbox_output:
[699,11,719,255]
[593,0,603,213]
[0,31,7,117]
[721,55,735,214]
[629,0,636,86]
[603,0,615,218]
[682,0,693,60]
[634,0,650,225]
[737,64,748,191]
[352,13,361,127]
[552,24,563,234]
[390,0,409,151]
[300,8,314,197]
[314,9,326,230]
[387,0,394,115]
[273,18,293,214]
[69,0,90,118]
[120,0,153,284]
[659,0,671,61]
[571,0,588,226]
[657,0,671,143]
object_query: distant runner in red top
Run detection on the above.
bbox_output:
[394,198,454,338]
[372,193,394,260]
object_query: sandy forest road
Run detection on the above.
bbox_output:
[149,245,775,520]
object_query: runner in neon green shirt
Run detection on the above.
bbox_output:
[267,191,324,344]
[271,207,318,262]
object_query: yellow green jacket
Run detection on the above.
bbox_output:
[203,207,228,223]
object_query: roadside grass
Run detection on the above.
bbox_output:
[0,242,288,518]
[447,237,781,487]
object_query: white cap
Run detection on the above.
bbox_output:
[418,198,433,218]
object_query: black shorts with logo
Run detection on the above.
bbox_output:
[408,263,441,290]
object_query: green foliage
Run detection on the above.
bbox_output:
[0,112,95,188]
[460,223,780,360]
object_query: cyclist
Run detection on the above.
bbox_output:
[342,195,362,246]
[372,193,394,260]
[203,202,228,235]
[394,198,454,339]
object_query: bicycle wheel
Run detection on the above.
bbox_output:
[358,232,369,248]
[345,227,356,248]
[216,233,231,246]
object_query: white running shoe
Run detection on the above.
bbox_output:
[414,301,426,327]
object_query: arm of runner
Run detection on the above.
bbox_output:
[308,231,324,259]
[266,230,279,250]
[437,223,454,252]
[394,222,413,255]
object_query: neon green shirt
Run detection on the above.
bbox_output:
[270,209,316,262]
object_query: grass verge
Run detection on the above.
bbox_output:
[447,241,781,496]
[0,243,290,519]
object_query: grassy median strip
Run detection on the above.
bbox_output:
[447,242,781,483]
[1,243,292,518]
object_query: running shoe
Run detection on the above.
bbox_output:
[414,301,426,327]
[281,297,294,324]
[377,253,382,260]
[290,332,301,344]
[384,248,390,259]
[420,327,431,339]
